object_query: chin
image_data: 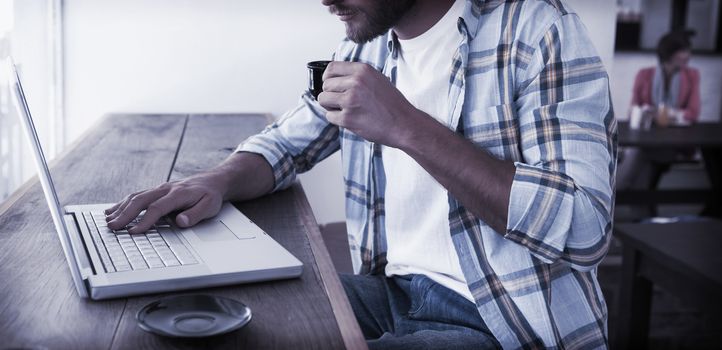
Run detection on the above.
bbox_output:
[345,27,384,44]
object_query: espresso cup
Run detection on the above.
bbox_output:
[307,60,331,100]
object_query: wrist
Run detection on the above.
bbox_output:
[395,108,440,155]
[213,152,274,201]
[393,106,424,149]
[203,163,240,201]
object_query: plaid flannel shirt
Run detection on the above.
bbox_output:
[238,0,617,348]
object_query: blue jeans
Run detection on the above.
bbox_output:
[340,274,500,350]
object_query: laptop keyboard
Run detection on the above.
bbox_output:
[83,211,198,273]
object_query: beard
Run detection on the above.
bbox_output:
[329,0,417,43]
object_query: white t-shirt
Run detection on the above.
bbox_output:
[383,0,473,302]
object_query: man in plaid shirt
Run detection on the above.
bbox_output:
[107,0,617,348]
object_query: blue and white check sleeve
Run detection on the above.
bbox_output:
[236,93,341,192]
[505,13,617,271]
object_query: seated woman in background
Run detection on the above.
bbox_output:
[617,31,701,217]
[631,31,700,124]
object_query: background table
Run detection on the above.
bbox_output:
[618,121,722,149]
[614,221,722,349]
[616,121,722,214]
[0,114,366,349]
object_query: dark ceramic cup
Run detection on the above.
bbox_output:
[307,60,331,100]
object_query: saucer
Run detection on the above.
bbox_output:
[136,294,252,338]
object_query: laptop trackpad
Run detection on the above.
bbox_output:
[193,220,245,242]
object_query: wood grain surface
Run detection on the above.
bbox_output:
[0,114,366,350]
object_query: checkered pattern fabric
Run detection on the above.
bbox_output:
[238,0,617,348]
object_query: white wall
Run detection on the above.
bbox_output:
[618,0,643,14]
[565,0,617,73]
[2,0,55,199]
[65,0,345,133]
[640,0,673,49]
[64,0,617,225]
[12,1,52,139]
[686,0,720,51]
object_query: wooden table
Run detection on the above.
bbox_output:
[616,121,722,214]
[618,121,722,149]
[0,114,367,350]
[614,221,722,349]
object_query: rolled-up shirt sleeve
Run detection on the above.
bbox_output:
[237,92,340,192]
[504,13,618,271]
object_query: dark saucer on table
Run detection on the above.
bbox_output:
[136,294,252,338]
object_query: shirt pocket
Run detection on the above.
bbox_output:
[461,103,523,162]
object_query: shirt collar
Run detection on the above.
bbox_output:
[460,0,484,41]
[386,0,484,54]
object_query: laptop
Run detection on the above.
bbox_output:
[8,62,303,300]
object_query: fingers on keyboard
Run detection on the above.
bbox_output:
[104,201,122,216]
[106,190,144,221]
[108,187,168,230]
[128,194,181,234]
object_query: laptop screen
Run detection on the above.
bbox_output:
[9,61,89,298]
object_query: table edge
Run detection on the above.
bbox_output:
[614,223,722,289]
[291,183,368,350]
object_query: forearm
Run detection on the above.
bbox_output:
[208,152,274,202]
[398,110,516,234]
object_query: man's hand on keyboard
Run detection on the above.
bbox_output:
[104,152,274,234]
[104,172,225,234]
